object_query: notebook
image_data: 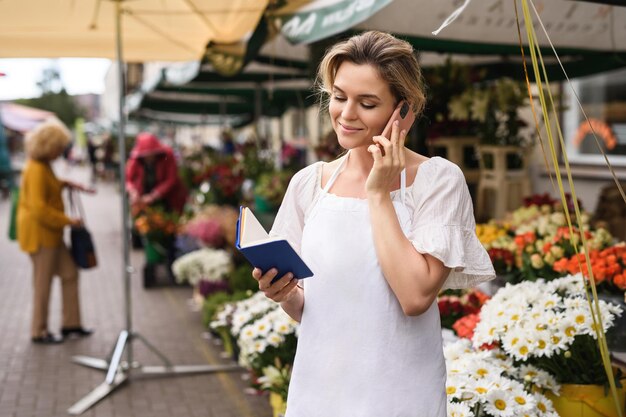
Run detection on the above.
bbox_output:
[236,206,314,282]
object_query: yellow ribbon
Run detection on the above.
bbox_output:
[517,1,623,416]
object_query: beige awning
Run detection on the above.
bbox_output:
[0,0,269,62]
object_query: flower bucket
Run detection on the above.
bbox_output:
[269,392,287,417]
[547,383,626,417]
[143,239,167,264]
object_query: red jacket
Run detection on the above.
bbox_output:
[125,147,187,214]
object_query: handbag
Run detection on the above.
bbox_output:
[7,186,18,241]
[68,190,98,269]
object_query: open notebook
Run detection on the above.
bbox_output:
[236,206,313,282]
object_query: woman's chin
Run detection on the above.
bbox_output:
[337,136,369,150]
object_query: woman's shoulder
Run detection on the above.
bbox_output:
[23,159,48,175]
[409,153,464,183]
[290,161,324,188]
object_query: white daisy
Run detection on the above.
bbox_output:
[447,401,474,417]
[484,389,516,417]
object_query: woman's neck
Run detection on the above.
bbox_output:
[345,147,374,180]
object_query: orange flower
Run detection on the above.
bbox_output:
[543,242,553,254]
[614,274,626,290]
[553,258,569,273]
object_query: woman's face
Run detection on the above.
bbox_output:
[329,61,396,150]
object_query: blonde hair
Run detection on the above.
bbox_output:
[316,31,426,116]
[25,119,71,161]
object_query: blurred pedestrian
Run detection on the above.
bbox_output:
[86,133,98,185]
[126,132,188,286]
[125,132,187,215]
[17,120,95,344]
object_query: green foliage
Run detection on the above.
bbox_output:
[16,90,84,128]
[254,170,294,208]
[227,264,259,293]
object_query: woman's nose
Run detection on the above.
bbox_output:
[341,100,358,120]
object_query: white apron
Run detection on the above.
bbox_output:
[285,153,447,417]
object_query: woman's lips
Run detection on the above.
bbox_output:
[339,122,362,133]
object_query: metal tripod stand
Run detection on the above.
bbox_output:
[67,2,241,414]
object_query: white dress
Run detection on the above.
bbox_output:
[270,153,495,417]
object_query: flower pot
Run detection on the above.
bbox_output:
[269,392,287,417]
[547,383,626,417]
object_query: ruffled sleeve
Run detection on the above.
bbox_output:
[269,162,321,255]
[408,158,495,289]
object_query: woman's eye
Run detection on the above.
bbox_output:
[332,95,346,102]
[361,103,376,109]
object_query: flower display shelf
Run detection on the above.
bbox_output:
[426,136,480,186]
[476,145,531,221]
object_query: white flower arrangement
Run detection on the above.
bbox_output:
[226,291,280,338]
[210,302,236,332]
[473,274,623,385]
[237,307,298,369]
[171,248,232,286]
[445,339,558,417]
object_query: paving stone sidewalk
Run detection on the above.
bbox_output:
[0,163,272,417]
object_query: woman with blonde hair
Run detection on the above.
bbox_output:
[252,31,495,415]
[17,119,94,344]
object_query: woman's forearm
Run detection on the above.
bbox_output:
[280,286,305,322]
[367,192,448,315]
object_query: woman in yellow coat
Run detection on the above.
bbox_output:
[17,120,94,344]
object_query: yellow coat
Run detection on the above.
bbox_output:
[17,159,71,253]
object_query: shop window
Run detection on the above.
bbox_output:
[562,67,626,166]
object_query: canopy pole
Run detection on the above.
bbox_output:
[66,2,241,415]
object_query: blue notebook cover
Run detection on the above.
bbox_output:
[236,206,313,281]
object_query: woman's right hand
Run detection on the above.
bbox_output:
[252,268,299,303]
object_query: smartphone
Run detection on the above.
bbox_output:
[380,101,416,139]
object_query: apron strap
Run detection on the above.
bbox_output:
[322,151,349,194]
[400,168,407,205]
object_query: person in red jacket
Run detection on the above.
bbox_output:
[126,132,188,287]
[125,132,187,214]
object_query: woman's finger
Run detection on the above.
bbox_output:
[266,273,294,297]
[399,130,407,168]
[368,144,383,163]
[257,268,278,291]
[373,135,392,162]
[390,120,400,166]
[273,278,299,302]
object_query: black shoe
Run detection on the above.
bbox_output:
[32,334,64,344]
[61,327,94,338]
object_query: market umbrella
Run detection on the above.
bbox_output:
[0,1,270,414]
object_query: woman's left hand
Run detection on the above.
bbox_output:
[365,120,407,196]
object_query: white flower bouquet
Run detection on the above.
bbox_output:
[473,275,623,385]
[445,339,558,417]
[237,307,299,371]
[171,248,232,286]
